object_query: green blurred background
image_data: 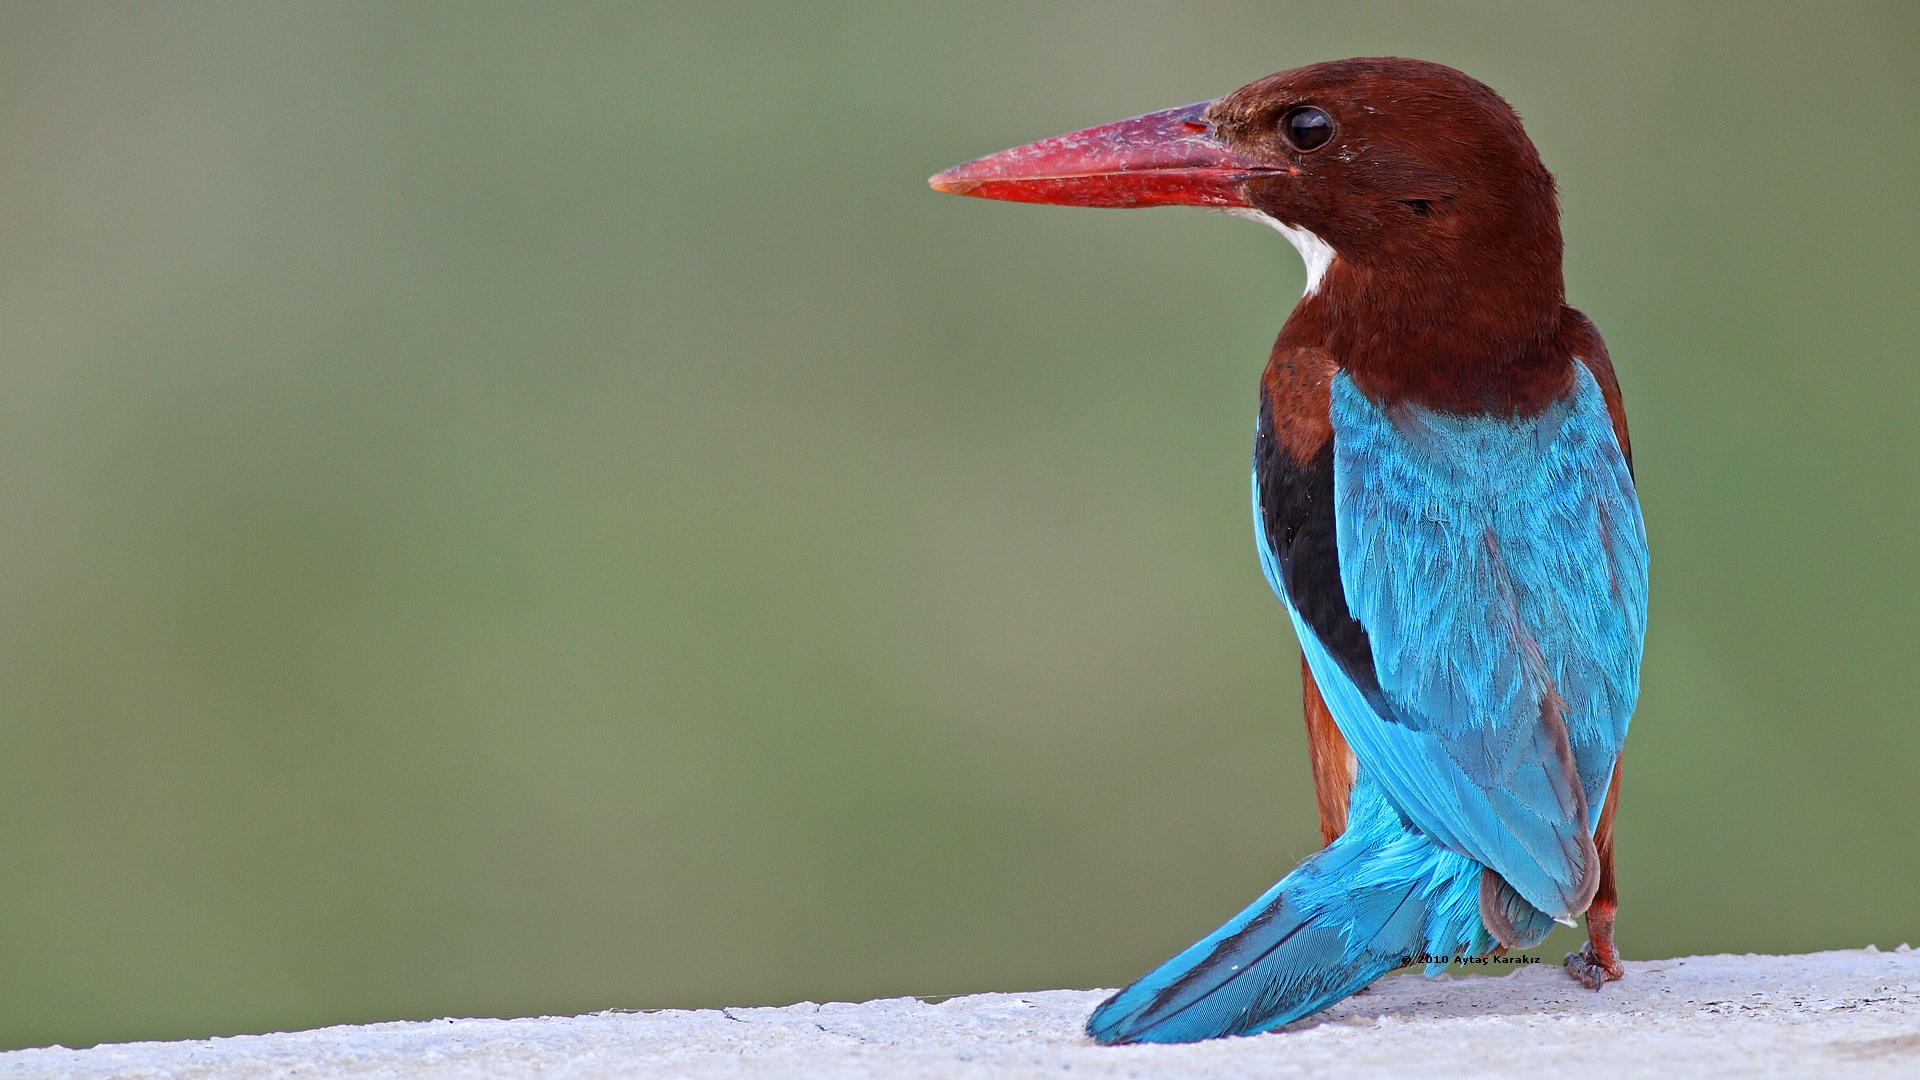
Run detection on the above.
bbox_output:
[1,0,1915,1052]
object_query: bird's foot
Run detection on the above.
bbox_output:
[1563,900,1624,990]
[1563,939,1623,990]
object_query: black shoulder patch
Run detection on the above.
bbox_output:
[1254,389,1382,699]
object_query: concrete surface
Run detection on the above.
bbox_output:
[5,949,1919,1079]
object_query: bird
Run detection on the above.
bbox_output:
[929,58,1648,1043]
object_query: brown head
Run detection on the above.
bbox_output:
[931,58,1575,414]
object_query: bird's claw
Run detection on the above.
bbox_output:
[1563,940,1624,991]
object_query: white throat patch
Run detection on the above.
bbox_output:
[1225,209,1336,297]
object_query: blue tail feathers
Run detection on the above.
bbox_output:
[1086,778,1553,1044]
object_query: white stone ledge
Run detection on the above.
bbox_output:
[5,949,1919,1079]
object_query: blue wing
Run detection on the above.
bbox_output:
[1255,361,1647,919]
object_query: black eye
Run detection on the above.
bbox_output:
[1282,106,1333,151]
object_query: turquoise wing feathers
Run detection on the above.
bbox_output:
[1092,359,1646,1043]
[1264,361,1647,919]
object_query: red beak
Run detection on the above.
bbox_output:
[929,101,1282,209]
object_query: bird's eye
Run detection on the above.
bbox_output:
[1281,107,1333,152]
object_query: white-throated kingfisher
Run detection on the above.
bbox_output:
[930,58,1648,1043]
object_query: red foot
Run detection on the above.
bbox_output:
[1563,905,1624,990]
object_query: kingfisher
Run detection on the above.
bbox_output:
[930,58,1648,1043]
